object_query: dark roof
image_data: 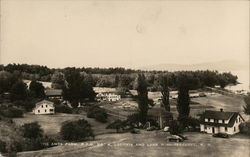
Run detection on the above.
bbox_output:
[200,110,245,127]
[45,89,62,96]
[201,110,235,120]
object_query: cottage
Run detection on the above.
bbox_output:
[33,100,55,115]
[200,109,245,135]
[45,89,63,100]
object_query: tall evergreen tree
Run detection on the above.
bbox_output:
[159,74,170,112]
[177,74,190,120]
[136,74,149,123]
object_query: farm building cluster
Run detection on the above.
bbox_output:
[23,80,245,136]
[94,87,121,102]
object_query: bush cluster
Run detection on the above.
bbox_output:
[239,122,250,136]
[87,105,108,123]
[60,119,94,141]
[0,122,56,156]
[0,106,23,118]
[55,105,72,114]
[179,116,200,131]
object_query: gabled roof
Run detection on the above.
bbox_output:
[35,100,54,106]
[33,100,54,111]
[45,89,62,96]
[202,110,235,120]
[200,110,245,127]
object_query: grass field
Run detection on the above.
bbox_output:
[100,93,246,120]
[13,112,117,136]
[17,131,250,157]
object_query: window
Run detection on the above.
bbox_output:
[204,125,207,130]
[45,109,47,112]
[239,118,241,122]
[234,127,236,132]
[41,105,43,108]
[46,105,48,108]
[225,127,228,132]
[214,119,218,123]
[236,119,238,123]
[222,120,225,123]
[38,110,40,113]
[208,118,210,122]
[50,109,54,112]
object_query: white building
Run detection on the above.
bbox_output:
[33,100,55,115]
[200,109,245,135]
[96,92,121,102]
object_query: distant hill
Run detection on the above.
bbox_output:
[138,60,249,71]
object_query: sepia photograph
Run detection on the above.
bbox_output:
[0,0,249,157]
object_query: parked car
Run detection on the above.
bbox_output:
[212,133,229,138]
[168,135,184,142]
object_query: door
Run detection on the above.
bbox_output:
[212,127,215,134]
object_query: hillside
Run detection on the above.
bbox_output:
[138,60,248,71]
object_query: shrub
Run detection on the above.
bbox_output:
[169,120,184,135]
[94,111,108,123]
[125,113,140,127]
[10,141,23,152]
[60,119,94,142]
[179,116,200,131]
[21,136,56,152]
[239,122,250,136]
[0,140,7,153]
[42,136,57,148]
[106,120,126,132]
[55,105,72,114]
[21,122,43,139]
[22,138,45,151]
[13,100,36,112]
[87,106,108,123]
[1,107,23,118]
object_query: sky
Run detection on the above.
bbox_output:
[0,0,249,69]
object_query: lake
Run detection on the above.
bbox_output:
[225,70,249,92]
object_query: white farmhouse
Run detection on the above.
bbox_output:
[200,109,245,135]
[33,100,55,115]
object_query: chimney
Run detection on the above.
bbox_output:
[220,108,223,112]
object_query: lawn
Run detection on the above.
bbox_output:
[13,112,117,136]
[17,131,250,157]
[98,93,247,120]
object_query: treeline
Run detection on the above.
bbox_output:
[0,63,238,91]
